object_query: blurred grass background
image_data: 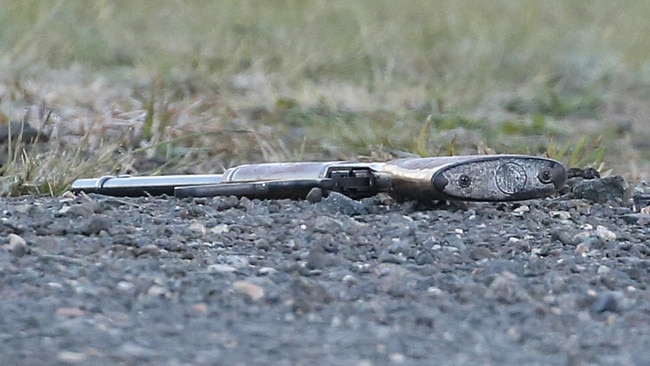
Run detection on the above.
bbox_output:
[0,0,649,195]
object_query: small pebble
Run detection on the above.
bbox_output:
[55,307,86,318]
[550,210,571,220]
[6,233,28,256]
[575,242,590,256]
[595,225,616,242]
[322,191,367,215]
[80,215,110,236]
[485,272,529,303]
[188,222,206,236]
[551,230,575,246]
[207,264,238,273]
[389,353,406,363]
[57,351,88,363]
[258,267,278,275]
[342,274,357,285]
[591,292,619,313]
[135,244,160,257]
[233,281,265,301]
[117,342,158,359]
[116,281,136,294]
[147,285,168,296]
[190,303,209,316]
[306,187,323,203]
[512,205,530,216]
[211,224,229,234]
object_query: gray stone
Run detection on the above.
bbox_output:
[322,191,367,215]
[80,215,111,236]
[591,292,619,313]
[621,213,650,225]
[6,233,28,257]
[306,187,323,203]
[572,176,628,205]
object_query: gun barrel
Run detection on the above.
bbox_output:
[71,174,223,197]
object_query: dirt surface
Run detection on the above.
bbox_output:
[2,176,650,365]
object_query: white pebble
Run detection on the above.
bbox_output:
[116,281,135,293]
[513,205,530,216]
[549,210,571,220]
[595,225,616,242]
[147,285,168,296]
[597,265,611,275]
[57,351,88,363]
[211,224,229,234]
[188,222,206,236]
[258,267,278,275]
[8,233,27,247]
[389,353,406,363]
[232,281,264,301]
[342,274,357,285]
[575,243,589,256]
[207,264,237,273]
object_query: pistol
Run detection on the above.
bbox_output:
[71,155,566,202]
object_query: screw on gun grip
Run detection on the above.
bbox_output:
[537,168,553,183]
[457,174,472,188]
[537,162,567,188]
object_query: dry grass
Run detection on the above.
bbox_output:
[1,1,649,195]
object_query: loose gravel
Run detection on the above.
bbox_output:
[1,176,649,365]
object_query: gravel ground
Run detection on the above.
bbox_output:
[1,175,650,365]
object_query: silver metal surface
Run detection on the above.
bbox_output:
[71,174,223,196]
[430,155,565,201]
[221,162,342,182]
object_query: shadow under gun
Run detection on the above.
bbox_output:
[71,155,567,202]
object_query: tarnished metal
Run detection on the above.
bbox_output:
[70,174,223,197]
[70,155,567,202]
[221,162,339,182]
[424,155,565,201]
